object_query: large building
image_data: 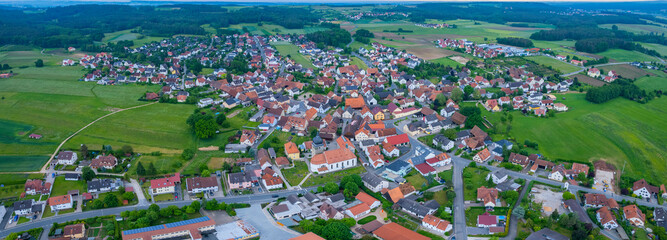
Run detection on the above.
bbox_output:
[373,222,429,240]
[186,176,219,194]
[122,217,216,240]
[48,194,73,212]
[149,173,181,195]
[309,148,357,174]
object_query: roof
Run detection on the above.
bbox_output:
[415,163,436,175]
[422,214,450,231]
[385,133,410,145]
[150,173,181,189]
[386,187,404,203]
[290,232,325,240]
[275,157,290,166]
[633,179,659,193]
[477,212,497,225]
[122,216,215,240]
[345,97,365,109]
[284,142,299,154]
[623,205,645,221]
[356,192,379,207]
[48,194,71,206]
[186,176,218,191]
[310,148,356,165]
[361,220,383,233]
[63,223,85,236]
[373,222,430,240]
[362,172,384,187]
[347,202,370,216]
[597,206,616,225]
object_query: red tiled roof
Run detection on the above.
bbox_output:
[385,134,409,145]
[373,222,429,240]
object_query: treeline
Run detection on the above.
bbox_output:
[397,62,453,80]
[531,27,665,56]
[0,5,318,48]
[306,28,351,48]
[496,37,534,48]
[583,57,609,66]
[585,79,651,103]
[353,29,374,44]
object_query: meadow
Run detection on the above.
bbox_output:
[634,70,667,91]
[428,57,463,67]
[484,93,667,183]
[271,41,315,69]
[597,49,660,62]
[598,24,667,35]
[638,43,667,57]
[524,56,582,74]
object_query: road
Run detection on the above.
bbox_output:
[0,187,315,238]
[502,180,529,240]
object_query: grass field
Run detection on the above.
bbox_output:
[635,70,667,91]
[525,56,581,74]
[599,24,667,35]
[463,167,490,201]
[224,23,327,36]
[599,64,650,80]
[301,166,365,187]
[429,57,463,67]
[405,171,428,189]
[597,49,660,62]
[350,57,368,70]
[485,93,667,183]
[258,131,310,158]
[127,154,184,177]
[639,43,667,57]
[0,156,50,172]
[282,161,309,186]
[51,176,87,196]
[271,41,315,69]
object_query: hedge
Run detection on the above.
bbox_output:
[358,215,377,225]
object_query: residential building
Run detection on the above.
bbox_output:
[473,148,491,163]
[228,172,252,190]
[56,151,78,165]
[186,177,219,194]
[13,200,41,216]
[632,179,659,199]
[24,179,51,195]
[88,178,116,193]
[284,142,300,160]
[597,207,619,230]
[525,228,568,240]
[373,222,430,240]
[422,214,452,234]
[362,172,388,193]
[477,186,499,208]
[90,154,118,169]
[623,205,645,227]
[48,194,73,212]
[290,232,325,240]
[487,170,508,184]
[63,223,86,239]
[121,216,216,240]
[149,173,181,195]
[477,212,498,228]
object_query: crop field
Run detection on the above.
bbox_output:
[639,43,667,57]
[485,93,667,183]
[597,49,660,62]
[0,156,49,172]
[225,23,327,35]
[272,41,315,69]
[599,64,651,80]
[525,56,582,74]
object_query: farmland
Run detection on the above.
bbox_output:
[271,41,315,69]
[635,70,667,91]
[598,24,667,35]
[524,56,582,74]
[598,64,651,80]
[484,93,667,183]
[597,49,660,62]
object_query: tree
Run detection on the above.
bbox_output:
[195,118,218,139]
[35,59,44,67]
[501,191,519,205]
[92,199,105,209]
[446,190,456,200]
[147,163,157,175]
[121,145,133,155]
[551,210,560,221]
[136,162,146,176]
[324,182,339,194]
[181,148,195,160]
[512,205,525,219]
[80,144,88,160]
[82,166,95,181]
[343,182,359,200]
[104,193,119,208]
[562,191,575,200]
[443,128,457,140]
[451,87,463,102]
[123,192,136,201]
[201,169,211,177]
[216,114,226,125]
[320,221,352,240]
[191,200,201,210]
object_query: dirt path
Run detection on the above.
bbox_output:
[39,102,159,173]
[226,109,242,118]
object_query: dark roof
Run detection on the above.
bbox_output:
[328,193,344,203]
[287,194,300,205]
[87,179,113,192]
[361,220,383,233]
[397,198,432,217]
[228,172,251,184]
[563,199,592,224]
[304,192,319,203]
[386,160,411,173]
[13,200,33,211]
[362,172,384,187]
[64,173,81,179]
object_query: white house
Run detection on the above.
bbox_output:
[48,195,73,212]
[186,177,219,194]
[345,203,370,219]
[597,207,619,230]
[422,214,452,234]
[309,148,357,174]
[487,170,509,184]
[56,151,78,165]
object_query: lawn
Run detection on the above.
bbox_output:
[597,49,660,62]
[350,57,368,70]
[51,176,87,196]
[258,131,310,158]
[0,156,50,172]
[639,43,667,57]
[127,154,184,177]
[634,70,667,91]
[429,57,463,67]
[525,56,581,74]
[405,171,428,189]
[599,24,667,35]
[152,193,175,202]
[462,166,490,201]
[484,93,667,183]
[301,166,365,187]
[271,41,315,69]
[282,161,309,186]
[464,207,509,227]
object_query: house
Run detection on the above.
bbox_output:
[24,179,51,195]
[56,151,78,165]
[290,232,325,240]
[526,228,568,240]
[597,207,619,229]
[473,148,491,163]
[396,198,437,218]
[554,103,568,112]
[384,134,410,147]
[64,173,81,181]
[13,200,41,216]
[262,173,284,190]
[319,202,344,220]
[549,165,566,182]
[422,214,452,234]
[487,170,509,184]
[509,152,531,167]
[477,186,499,208]
[385,160,412,177]
[356,192,381,209]
[415,163,436,176]
[88,178,116,193]
[362,172,388,193]
[275,157,291,168]
[28,134,42,139]
[240,130,259,146]
[587,68,600,78]
[632,179,659,199]
[121,216,216,240]
[309,148,357,174]
[284,142,300,160]
[345,202,370,219]
[623,205,645,227]
[373,222,430,240]
[477,212,498,228]
[149,173,181,195]
[48,194,73,212]
[63,223,86,239]
[228,172,252,190]
[584,193,619,209]
[655,208,667,230]
[186,177,219,194]
[432,135,454,151]
[90,154,118,169]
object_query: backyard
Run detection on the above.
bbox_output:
[51,176,87,196]
[462,165,491,201]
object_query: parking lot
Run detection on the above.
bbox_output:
[593,170,615,193]
[531,185,566,216]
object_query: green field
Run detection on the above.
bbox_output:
[429,57,463,67]
[597,49,660,62]
[599,24,667,35]
[525,56,582,74]
[224,23,327,36]
[635,70,667,91]
[272,41,315,69]
[51,176,87,196]
[301,166,365,187]
[462,167,490,201]
[639,43,667,57]
[128,154,184,177]
[350,57,368,70]
[101,29,165,48]
[357,19,541,40]
[0,156,49,172]
[485,93,667,183]
[282,161,309,186]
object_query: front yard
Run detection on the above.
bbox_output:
[463,165,492,201]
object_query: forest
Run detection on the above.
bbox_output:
[306,28,352,48]
[0,5,318,48]
[530,27,665,55]
[585,79,652,104]
[496,37,534,48]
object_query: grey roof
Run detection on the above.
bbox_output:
[563,199,591,224]
[31,204,42,213]
[526,228,568,240]
[456,130,471,139]
[88,179,113,192]
[425,114,438,122]
[495,181,521,192]
[433,135,451,145]
[64,173,81,179]
[228,172,251,184]
[424,200,440,210]
[397,198,432,217]
[328,193,344,203]
[268,148,276,158]
[386,160,411,173]
[491,170,508,180]
[13,200,33,211]
[287,194,300,205]
[362,172,384,187]
[656,208,667,230]
[360,140,375,147]
[495,139,513,149]
[271,204,289,214]
[304,192,319,203]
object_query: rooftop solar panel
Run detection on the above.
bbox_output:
[122,225,165,235]
[123,216,211,235]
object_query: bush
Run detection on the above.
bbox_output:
[357,215,377,225]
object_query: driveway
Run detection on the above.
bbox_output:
[235,204,298,240]
[129,179,148,206]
